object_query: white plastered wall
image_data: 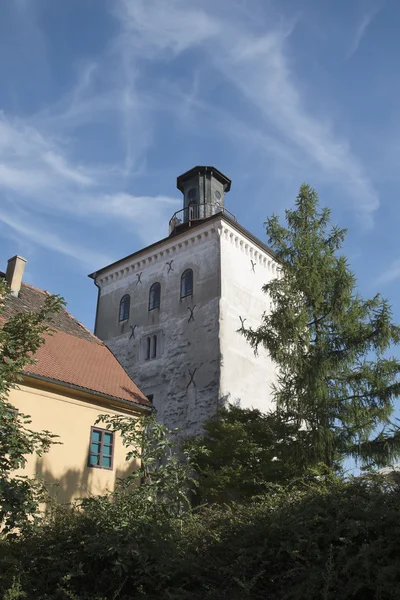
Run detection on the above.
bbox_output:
[218,222,277,412]
[96,222,222,435]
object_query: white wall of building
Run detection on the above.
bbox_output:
[95,221,223,435]
[219,222,277,413]
[93,215,279,434]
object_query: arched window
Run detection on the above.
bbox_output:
[181,269,193,299]
[119,294,130,322]
[148,282,161,311]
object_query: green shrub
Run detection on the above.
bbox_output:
[2,475,400,599]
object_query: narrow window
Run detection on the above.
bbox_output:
[119,294,130,322]
[188,200,198,220]
[151,334,157,359]
[188,188,197,200]
[181,269,193,299]
[89,427,114,470]
[149,282,161,311]
[146,336,151,360]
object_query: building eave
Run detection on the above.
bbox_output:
[89,212,277,280]
[176,166,232,193]
[23,373,152,414]
[220,213,277,261]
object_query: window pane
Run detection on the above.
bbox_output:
[181,270,193,298]
[149,283,161,310]
[151,335,157,359]
[5,409,17,420]
[91,442,101,454]
[119,295,130,321]
[104,432,113,445]
[91,430,102,443]
[103,445,112,456]
[102,456,112,468]
[90,454,100,466]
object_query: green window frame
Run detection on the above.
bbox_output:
[88,427,114,470]
[5,407,18,418]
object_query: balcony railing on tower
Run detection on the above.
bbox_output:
[169,202,236,235]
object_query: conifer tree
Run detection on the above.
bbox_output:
[243,184,400,470]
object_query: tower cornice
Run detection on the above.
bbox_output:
[91,218,221,288]
[89,213,278,289]
[177,166,231,193]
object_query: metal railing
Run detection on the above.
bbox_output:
[169,203,236,234]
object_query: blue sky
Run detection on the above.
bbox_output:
[0,0,399,337]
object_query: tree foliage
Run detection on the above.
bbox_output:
[2,184,400,598]
[0,277,64,535]
[95,412,202,519]
[0,415,201,598]
[2,474,400,599]
[184,405,314,504]
[243,184,400,470]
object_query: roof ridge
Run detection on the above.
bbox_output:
[2,276,149,407]
[23,329,150,407]
[103,341,142,382]
[71,317,98,340]
[21,281,48,295]
[49,324,102,344]
[24,372,150,408]
[20,281,98,341]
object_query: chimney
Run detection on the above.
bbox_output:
[6,255,27,297]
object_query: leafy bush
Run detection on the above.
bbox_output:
[2,475,400,599]
[174,475,400,600]
[184,405,315,504]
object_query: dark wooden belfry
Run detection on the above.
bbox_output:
[169,166,234,236]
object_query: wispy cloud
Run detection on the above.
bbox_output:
[0,114,95,191]
[217,30,379,224]
[78,193,180,244]
[346,7,381,60]
[0,163,50,193]
[376,258,400,286]
[0,0,383,273]
[0,111,179,262]
[0,208,112,269]
[115,0,380,226]
[114,0,220,57]
[42,152,94,186]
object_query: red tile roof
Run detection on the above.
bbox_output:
[2,280,150,409]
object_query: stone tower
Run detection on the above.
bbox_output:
[90,166,278,435]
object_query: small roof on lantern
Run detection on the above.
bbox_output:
[177,166,232,193]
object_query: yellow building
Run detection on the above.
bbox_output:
[3,256,152,504]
